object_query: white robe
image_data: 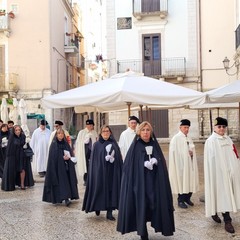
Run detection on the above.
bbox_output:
[30,127,51,173]
[169,131,199,194]
[204,132,240,217]
[118,127,136,161]
[75,128,98,178]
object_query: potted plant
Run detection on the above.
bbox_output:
[0,10,6,16]
[8,11,15,19]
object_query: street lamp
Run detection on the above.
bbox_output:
[223,56,239,76]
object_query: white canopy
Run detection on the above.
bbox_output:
[41,72,206,112]
[206,80,240,103]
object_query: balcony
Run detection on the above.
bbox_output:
[117,57,186,78]
[64,35,79,55]
[0,73,18,92]
[0,15,10,36]
[133,0,168,20]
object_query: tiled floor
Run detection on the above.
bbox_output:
[0,143,240,240]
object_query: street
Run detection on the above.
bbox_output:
[1,143,240,240]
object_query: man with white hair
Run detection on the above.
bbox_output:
[169,119,199,209]
[204,117,240,234]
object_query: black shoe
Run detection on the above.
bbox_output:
[225,221,235,233]
[185,199,194,206]
[65,199,71,207]
[106,211,115,221]
[95,211,100,216]
[178,202,188,209]
[140,236,149,240]
[212,214,221,223]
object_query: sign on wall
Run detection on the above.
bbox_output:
[117,17,132,30]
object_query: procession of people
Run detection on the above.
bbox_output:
[0,114,240,239]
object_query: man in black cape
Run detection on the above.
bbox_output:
[117,131,175,239]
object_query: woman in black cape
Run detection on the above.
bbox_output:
[82,125,123,220]
[1,125,34,191]
[42,128,79,206]
[0,123,9,178]
[117,121,175,240]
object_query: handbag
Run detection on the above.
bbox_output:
[24,145,34,158]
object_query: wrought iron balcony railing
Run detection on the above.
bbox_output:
[117,57,186,77]
[64,35,79,55]
[0,15,10,31]
[133,0,168,19]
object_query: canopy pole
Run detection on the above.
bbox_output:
[126,102,131,117]
[139,105,143,122]
[209,109,213,133]
[145,106,149,121]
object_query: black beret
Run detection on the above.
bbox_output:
[128,116,140,123]
[180,119,191,126]
[86,119,94,125]
[55,120,63,125]
[214,117,228,126]
[40,120,47,126]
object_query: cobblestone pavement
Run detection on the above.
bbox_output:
[1,143,240,240]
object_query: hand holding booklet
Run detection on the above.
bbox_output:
[64,150,71,158]
[64,150,77,163]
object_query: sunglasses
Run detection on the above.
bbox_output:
[217,125,226,129]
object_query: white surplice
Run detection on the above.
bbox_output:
[118,127,136,161]
[75,128,98,178]
[204,132,240,217]
[169,131,199,194]
[30,127,51,173]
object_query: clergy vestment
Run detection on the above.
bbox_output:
[169,131,199,195]
[30,127,51,174]
[204,132,240,217]
[75,128,98,178]
[118,127,136,161]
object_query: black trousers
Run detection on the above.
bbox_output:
[178,192,192,203]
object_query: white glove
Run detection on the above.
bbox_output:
[105,144,112,154]
[144,161,153,170]
[150,157,158,166]
[2,137,7,144]
[105,154,115,163]
[23,143,27,149]
[25,137,31,143]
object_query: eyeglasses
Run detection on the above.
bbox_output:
[217,125,226,129]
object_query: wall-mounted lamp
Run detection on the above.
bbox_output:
[223,56,240,76]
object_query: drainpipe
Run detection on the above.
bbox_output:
[198,0,204,137]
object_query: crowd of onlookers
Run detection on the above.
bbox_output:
[0,115,239,239]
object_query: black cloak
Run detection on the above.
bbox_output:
[1,132,34,191]
[82,135,123,212]
[117,136,175,237]
[42,137,79,204]
[0,130,9,178]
